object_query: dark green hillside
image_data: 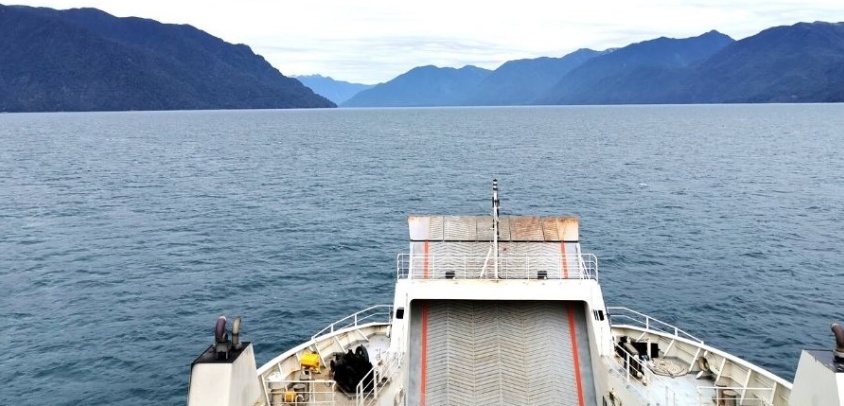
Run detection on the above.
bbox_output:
[0,5,334,112]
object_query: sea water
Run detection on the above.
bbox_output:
[1,105,843,405]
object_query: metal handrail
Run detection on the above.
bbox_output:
[612,343,653,396]
[355,351,404,406]
[263,377,337,406]
[309,305,393,369]
[310,305,393,342]
[607,346,651,402]
[395,253,599,280]
[697,385,774,405]
[607,306,703,344]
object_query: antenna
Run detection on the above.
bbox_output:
[492,179,500,279]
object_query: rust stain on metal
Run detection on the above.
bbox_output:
[508,216,545,241]
[542,217,579,241]
[408,215,578,241]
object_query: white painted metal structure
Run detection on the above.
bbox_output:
[187,180,844,406]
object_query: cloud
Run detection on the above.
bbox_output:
[9,0,844,83]
[257,36,521,84]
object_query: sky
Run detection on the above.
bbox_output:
[9,0,844,84]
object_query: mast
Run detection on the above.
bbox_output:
[492,179,500,279]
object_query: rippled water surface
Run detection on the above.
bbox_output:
[2,105,843,405]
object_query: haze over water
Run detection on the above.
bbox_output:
[1,105,843,405]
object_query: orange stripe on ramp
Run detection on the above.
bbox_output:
[420,302,429,406]
[567,303,585,406]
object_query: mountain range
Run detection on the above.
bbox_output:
[342,65,492,107]
[0,4,334,112]
[540,30,735,104]
[2,4,842,111]
[678,22,844,103]
[294,75,372,105]
[342,22,844,107]
[465,48,606,106]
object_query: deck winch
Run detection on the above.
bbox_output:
[615,336,659,379]
[329,345,373,395]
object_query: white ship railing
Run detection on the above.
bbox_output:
[608,307,789,405]
[607,306,703,344]
[355,351,404,406]
[697,386,774,405]
[309,305,393,368]
[608,342,656,400]
[262,377,337,406]
[396,253,599,280]
[609,345,778,406]
[310,305,393,342]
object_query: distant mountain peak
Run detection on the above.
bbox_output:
[296,74,329,79]
[343,64,491,107]
[411,64,439,71]
[461,48,604,106]
[539,28,737,105]
[570,47,600,55]
[632,30,734,47]
[699,29,733,40]
[797,20,843,27]
[295,75,373,105]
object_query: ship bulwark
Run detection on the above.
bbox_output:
[407,300,596,406]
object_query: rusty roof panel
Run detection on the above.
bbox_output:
[476,216,494,241]
[409,215,577,241]
[542,217,579,241]
[508,216,545,241]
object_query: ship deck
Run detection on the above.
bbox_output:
[606,355,720,405]
[254,306,792,406]
[609,307,792,406]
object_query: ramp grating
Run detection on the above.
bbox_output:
[407,301,595,406]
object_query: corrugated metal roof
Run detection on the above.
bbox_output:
[407,215,579,242]
[443,216,474,240]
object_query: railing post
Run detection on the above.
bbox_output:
[770,382,778,405]
[526,256,530,278]
[354,313,358,327]
[374,368,379,400]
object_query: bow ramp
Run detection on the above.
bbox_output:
[407,300,596,406]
